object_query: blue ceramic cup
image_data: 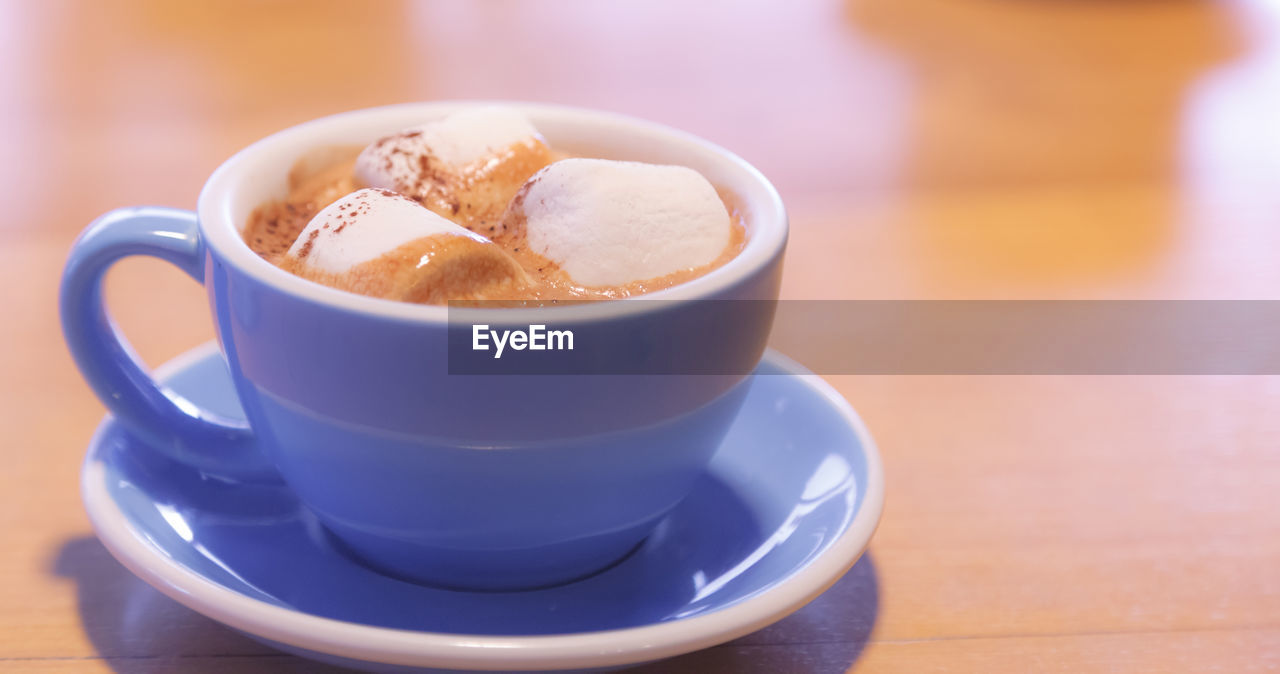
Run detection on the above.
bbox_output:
[61,102,787,590]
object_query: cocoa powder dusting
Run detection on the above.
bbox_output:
[296,229,320,259]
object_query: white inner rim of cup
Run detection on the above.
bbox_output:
[197,102,788,324]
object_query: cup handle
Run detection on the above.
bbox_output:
[60,206,277,481]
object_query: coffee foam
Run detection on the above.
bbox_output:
[354,108,544,192]
[507,159,732,287]
[286,188,487,273]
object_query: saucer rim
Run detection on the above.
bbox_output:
[81,342,884,671]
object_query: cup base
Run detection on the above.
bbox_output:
[322,517,660,592]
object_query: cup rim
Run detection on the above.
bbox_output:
[197,101,788,324]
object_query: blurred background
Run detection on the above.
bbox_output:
[8,0,1280,310]
[4,1,1280,672]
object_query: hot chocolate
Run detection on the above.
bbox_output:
[243,108,745,303]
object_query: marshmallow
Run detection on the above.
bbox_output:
[284,188,525,302]
[286,188,484,272]
[508,159,731,287]
[355,108,544,192]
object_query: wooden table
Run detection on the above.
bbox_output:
[5,1,1278,671]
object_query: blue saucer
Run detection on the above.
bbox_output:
[81,344,883,672]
